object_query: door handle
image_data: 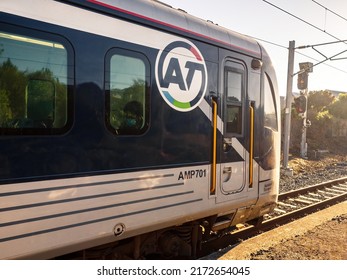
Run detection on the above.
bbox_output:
[249,104,254,187]
[210,99,217,194]
[223,166,232,174]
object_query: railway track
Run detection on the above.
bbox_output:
[198,176,347,258]
[266,177,347,221]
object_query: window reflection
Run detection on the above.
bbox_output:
[0,31,69,132]
[106,50,149,135]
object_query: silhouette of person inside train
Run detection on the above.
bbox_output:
[120,100,143,131]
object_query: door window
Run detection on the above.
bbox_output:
[224,66,245,136]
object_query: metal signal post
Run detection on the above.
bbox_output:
[299,90,309,159]
[297,62,312,159]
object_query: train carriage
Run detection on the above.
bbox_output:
[0,0,280,259]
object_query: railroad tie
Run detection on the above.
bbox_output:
[274,208,287,214]
[293,198,313,205]
[277,201,297,209]
[298,195,321,203]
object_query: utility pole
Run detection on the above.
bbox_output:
[283,40,295,172]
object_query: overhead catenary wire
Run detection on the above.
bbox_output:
[312,0,347,23]
[293,48,347,76]
[248,35,347,75]
[260,0,347,75]
[262,0,346,44]
[296,50,347,74]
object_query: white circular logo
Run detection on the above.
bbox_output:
[155,40,208,112]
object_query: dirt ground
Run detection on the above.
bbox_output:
[248,155,347,260]
[280,154,347,192]
[249,214,347,260]
[287,154,346,174]
[218,202,347,260]
[260,154,347,260]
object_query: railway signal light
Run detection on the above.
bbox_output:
[297,71,308,90]
[294,95,307,114]
[297,62,313,90]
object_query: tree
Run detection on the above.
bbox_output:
[308,90,335,113]
[0,59,27,118]
[307,90,334,122]
[328,93,347,120]
[0,89,12,125]
[0,59,68,129]
[290,90,337,153]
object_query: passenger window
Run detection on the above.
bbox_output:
[106,49,149,135]
[225,68,244,135]
[0,30,72,134]
[264,73,278,131]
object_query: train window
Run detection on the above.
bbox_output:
[224,68,244,135]
[264,73,278,131]
[105,49,150,135]
[0,30,72,134]
[226,71,242,101]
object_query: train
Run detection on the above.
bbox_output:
[0,0,280,259]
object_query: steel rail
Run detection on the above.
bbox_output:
[278,176,347,200]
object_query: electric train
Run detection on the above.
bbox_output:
[0,0,280,259]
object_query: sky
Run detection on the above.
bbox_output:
[162,0,347,96]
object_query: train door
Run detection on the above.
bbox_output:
[215,55,258,204]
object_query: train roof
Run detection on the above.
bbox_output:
[59,0,262,57]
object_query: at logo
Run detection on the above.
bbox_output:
[155,40,208,112]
